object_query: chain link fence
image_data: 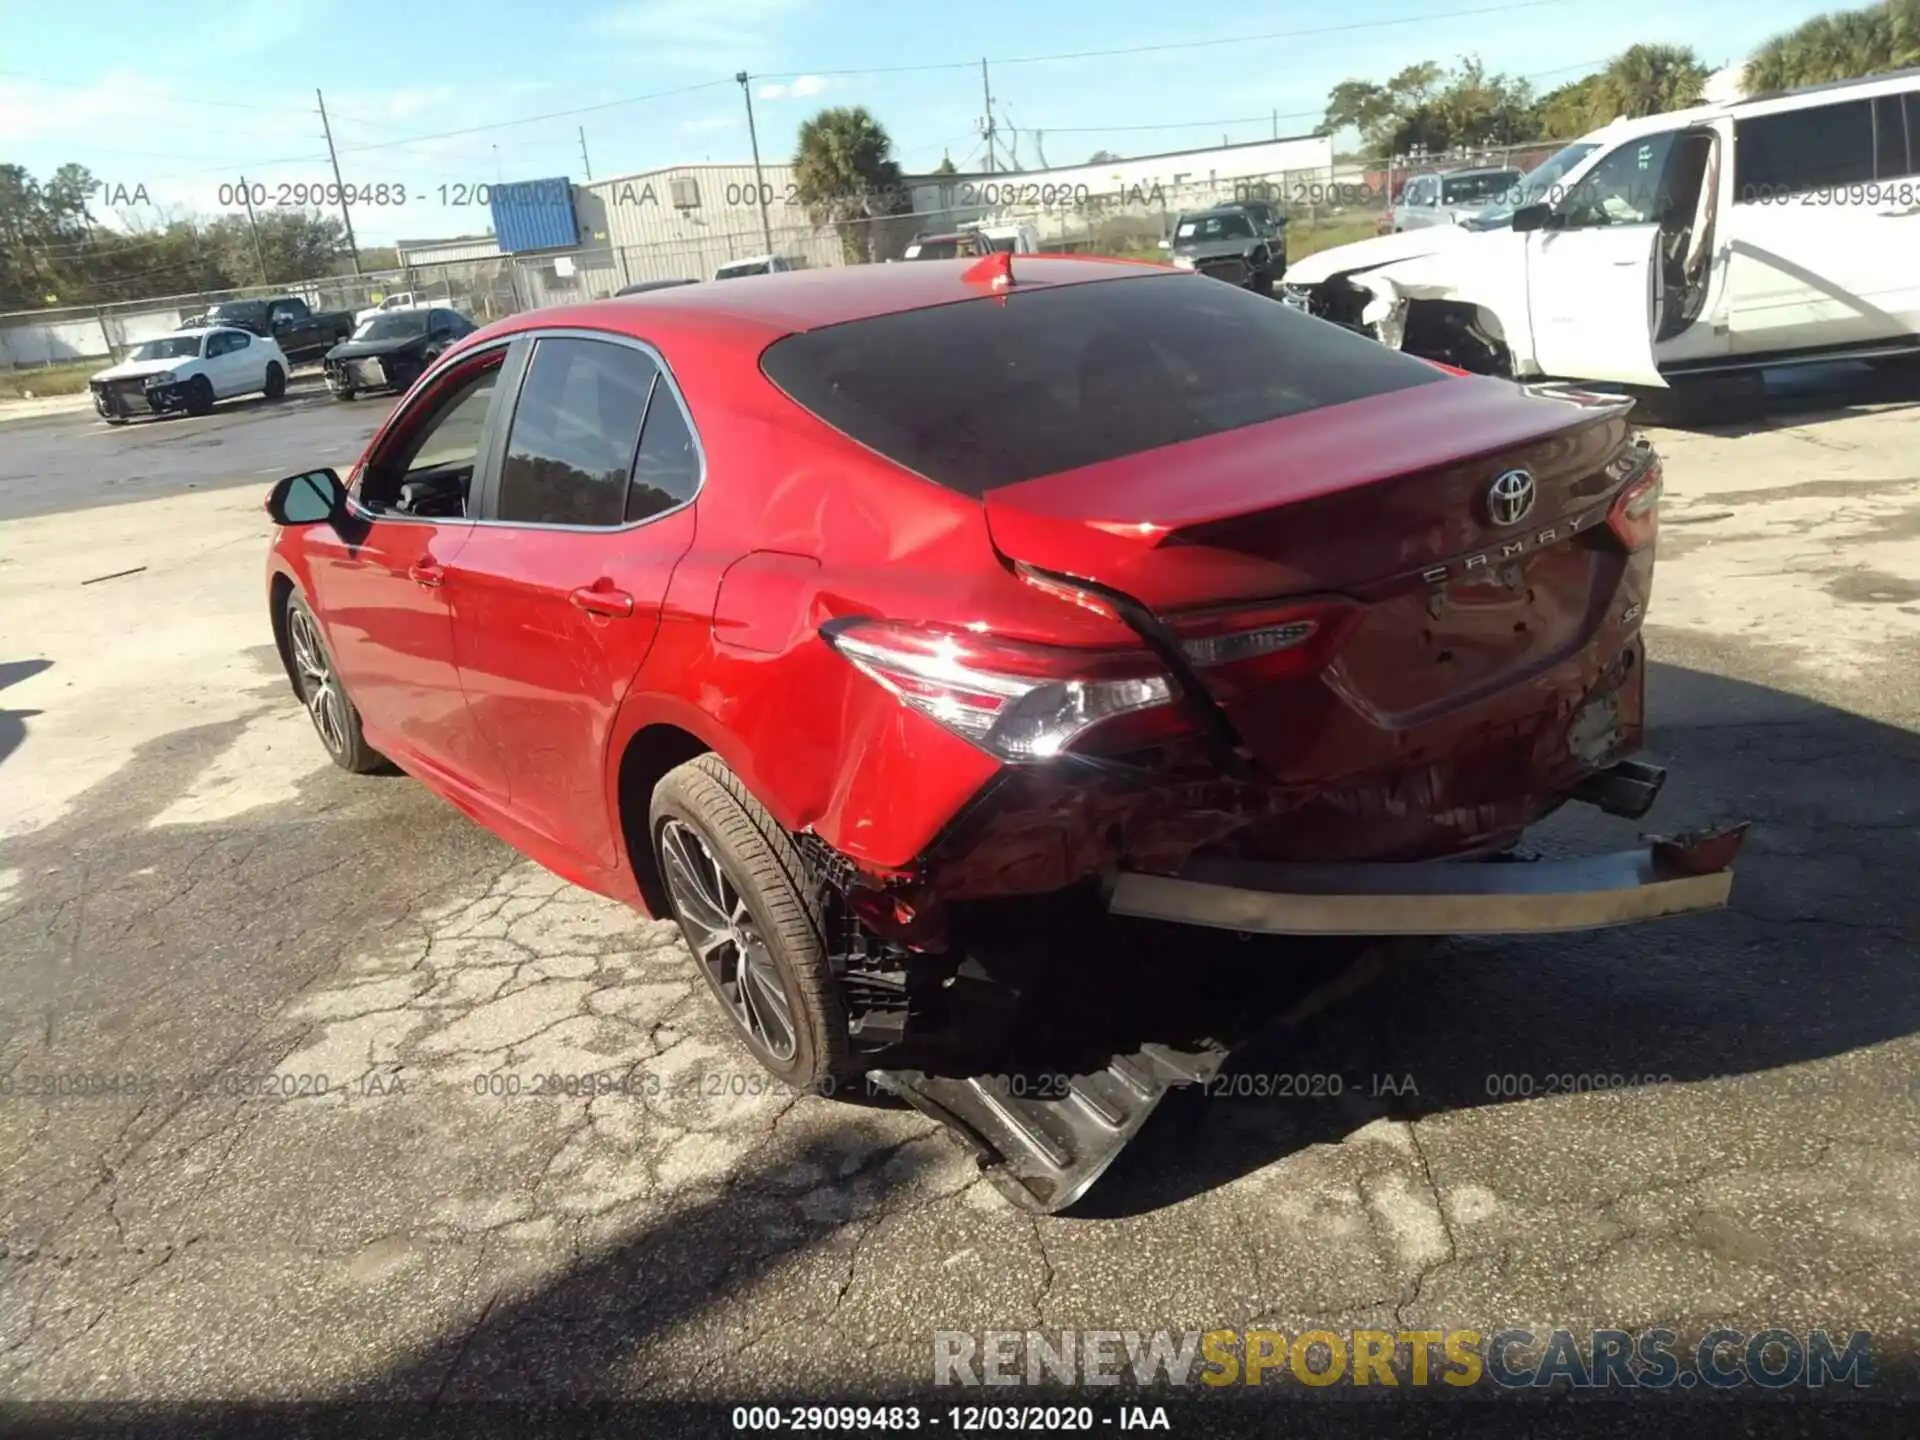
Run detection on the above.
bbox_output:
[2,142,1574,376]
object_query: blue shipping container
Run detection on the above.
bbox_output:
[491,177,580,253]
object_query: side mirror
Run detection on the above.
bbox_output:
[1512,202,1552,233]
[266,468,345,527]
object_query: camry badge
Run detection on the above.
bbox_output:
[1486,469,1537,528]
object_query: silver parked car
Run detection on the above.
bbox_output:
[1388,166,1523,231]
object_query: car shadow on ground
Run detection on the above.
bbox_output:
[1636,359,1920,437]
[4,658,1917,1434]
[1072,657,1920,1215]
[0,658,51,767]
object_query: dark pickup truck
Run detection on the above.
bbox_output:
[188,296,356,365]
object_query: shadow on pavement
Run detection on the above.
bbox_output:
[0,657,52,767]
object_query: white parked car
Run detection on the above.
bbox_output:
[87,326,291,424]
[713,254,803,281]
[353,291,438,326]
[1281,68,1920,399]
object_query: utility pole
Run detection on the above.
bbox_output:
[578,126,593,181]
[315,89,361,276]
[736,72,774,256]
[1272,108,1278,139]
[238,174,269,284]
[980,58,996,174]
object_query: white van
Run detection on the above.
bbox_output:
[1281,68,1920,393]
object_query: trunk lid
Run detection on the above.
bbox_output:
[984,376,1639,735]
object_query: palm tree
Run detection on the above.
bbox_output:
[792,106,910,263]
[1594,44,1711,119]
[1745,0,1917,90]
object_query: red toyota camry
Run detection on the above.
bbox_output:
[264,255,1737,1160]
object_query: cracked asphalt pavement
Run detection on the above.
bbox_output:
[1,370,1917,1430]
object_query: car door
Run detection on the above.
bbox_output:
[1523,131,1681,386]
[1725,93,1906,354]
[215,330,257,395]
[299,345,513,800]
[451,330,703,881]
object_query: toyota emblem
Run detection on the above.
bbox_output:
[1486,469,1537,527]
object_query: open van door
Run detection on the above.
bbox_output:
[1525,221,1667,386]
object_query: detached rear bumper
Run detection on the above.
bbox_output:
[1107,824,1747,936]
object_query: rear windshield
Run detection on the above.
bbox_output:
[1442,171,1521,205]
[758,273,1445,495]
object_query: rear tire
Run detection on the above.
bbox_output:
[283,594,386,774]
[651,754,851,1092]
[263,364,286,399]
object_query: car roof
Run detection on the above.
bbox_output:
[477,256,1175,343]
[1431,165,1521,178]
[718,254,777,266]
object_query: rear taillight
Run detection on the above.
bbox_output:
[1607,457,1663,552]
[822,619,1185,761]
[1168,600,1357,695]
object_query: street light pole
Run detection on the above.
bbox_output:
[736,71,774,256]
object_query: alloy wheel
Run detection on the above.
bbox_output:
[287,606,348,758]
[657,818,798,1062]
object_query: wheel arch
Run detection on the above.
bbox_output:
[267,568,302,701]
[614,721,715,916]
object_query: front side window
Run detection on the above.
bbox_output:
[1735,98,1876,198]
[132,335,203,361]
[496,337,659,527]
[1554,132,1681,227]
[359,353,504,516]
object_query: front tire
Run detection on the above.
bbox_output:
[283,594,386,773]
[651,754,851,1091]
[184,376,215,416]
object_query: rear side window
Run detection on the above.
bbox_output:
[1735,98,1876,198]
[1874,93,1916,180]
[626,384,701,522]
[497,337,658,527]
[759,273,1446,497]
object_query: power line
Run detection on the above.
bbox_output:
[330,79,736,155]
[1018,58,1613,134]
[754,0,1586,79]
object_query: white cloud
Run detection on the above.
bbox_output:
[757,74,835,102]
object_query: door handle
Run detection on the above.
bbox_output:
[408,560,445,588]
[570,584,635,618]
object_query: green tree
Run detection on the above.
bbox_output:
[1086,149,1122,164]
[1745,0,1920,89]
[1593,44,1710,118]
[792,106,910,263]
[932,155,958,176]
[1532,72,1609,137]
[1324,58,1534,157]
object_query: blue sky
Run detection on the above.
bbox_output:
[2,0,1835,246]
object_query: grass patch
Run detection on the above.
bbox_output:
[0,361,99,400]
[1286,214,1385,262]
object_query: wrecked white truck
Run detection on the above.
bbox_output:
[1282,69,1920,405]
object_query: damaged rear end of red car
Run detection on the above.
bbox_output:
[753,268,1743,1211]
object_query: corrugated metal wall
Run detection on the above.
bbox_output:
[579,165,842,282]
